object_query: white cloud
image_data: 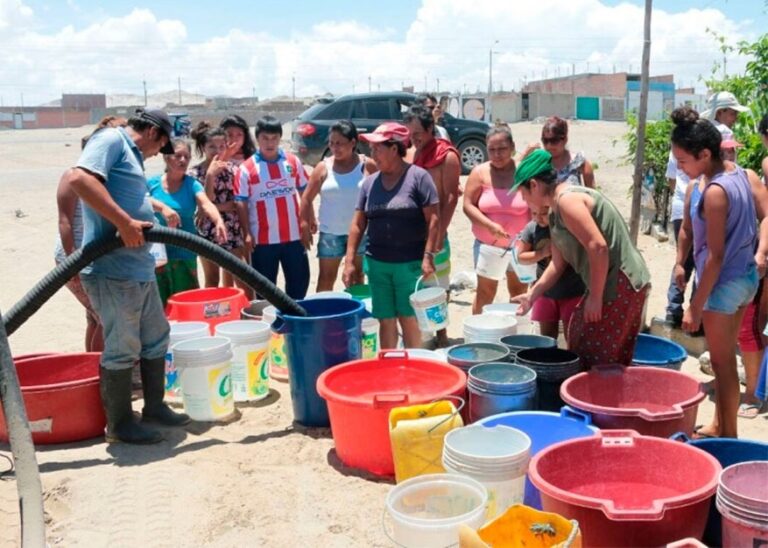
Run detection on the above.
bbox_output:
[0,0,760,105]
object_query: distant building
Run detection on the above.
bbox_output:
[62,94,106,109]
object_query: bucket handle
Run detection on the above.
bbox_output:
[426,396,465,434]
[373,394,409,408]
[600,430,638,447]
[414,274,441,293]
[669,432,690,442]
[270,317,288,335]
[559,405,593,425]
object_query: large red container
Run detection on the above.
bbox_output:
[560,365,705,437]
[0,353,105,444]
[316,350,466,476]
[166,287,249,332]
[529,430,721,547]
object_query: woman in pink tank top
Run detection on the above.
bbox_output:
[463,126,531,313]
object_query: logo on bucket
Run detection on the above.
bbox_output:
[246,349,269,397]
[362,332,378,359]
[164,351,180,398]
[425,304,447,325]
[208,365,233,415]
[204,301,232,319]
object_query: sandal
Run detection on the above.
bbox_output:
[737,402,762,419]
[692,425,719,440]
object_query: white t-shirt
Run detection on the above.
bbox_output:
[666,152,691,223]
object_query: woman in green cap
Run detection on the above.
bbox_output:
[512,149,651,367]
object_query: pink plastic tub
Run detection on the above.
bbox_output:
[716,461,768,547]
[560,365,705,437]
[529,430,721,547]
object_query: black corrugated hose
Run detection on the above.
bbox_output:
[0,225,307,546]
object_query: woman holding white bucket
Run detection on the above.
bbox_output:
[342,122,440,349]
[512,149,651,368]
[463,126,530,314]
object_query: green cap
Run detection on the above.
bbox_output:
[513,148,554,190]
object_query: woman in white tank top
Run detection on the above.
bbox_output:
[299,120,376,291]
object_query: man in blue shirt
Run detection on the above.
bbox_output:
[71,109,190,444]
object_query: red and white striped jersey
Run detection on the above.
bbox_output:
[234,150,308,245]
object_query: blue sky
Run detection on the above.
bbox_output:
[3,0,765,105]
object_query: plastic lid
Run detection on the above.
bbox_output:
[214,320,270,344]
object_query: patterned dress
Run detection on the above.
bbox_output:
[189,162,244,251]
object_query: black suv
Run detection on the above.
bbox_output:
[291,91,491,174]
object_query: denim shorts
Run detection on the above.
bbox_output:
[81,276,170,371]
[704,265,759,314]
[317,232,366,259]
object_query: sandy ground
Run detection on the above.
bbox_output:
[0,121,766,547]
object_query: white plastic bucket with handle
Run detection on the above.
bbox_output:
[482,303,536,335]
[509,247,538,284]
[173,336,234,421]
[476,243,511,281]
[410,275,449,332]
[166,322,210,403]
[214,320,271,402]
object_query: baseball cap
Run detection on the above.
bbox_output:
[136,109,175,154]
[359,122,410,145]
[513,148,554,190]
[720,138,743,149]
[701,91,749,120]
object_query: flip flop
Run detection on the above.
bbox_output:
[692,425,719,440]
[737,402,762,419]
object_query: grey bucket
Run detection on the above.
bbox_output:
[499,334,556,361]
[515,348,581,412]
[467,362,537,422]
[240,299,271,320]
[447,342,511,372]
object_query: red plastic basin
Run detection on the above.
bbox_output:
[166,287,249,332]
[560,365,705,437]
[0,353,105,444]
[317,350,467,476]
[529,430,721,547]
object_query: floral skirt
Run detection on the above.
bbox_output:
[567,272,650,368]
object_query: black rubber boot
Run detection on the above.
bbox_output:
[101,367,163,444]
[140,357,191,426]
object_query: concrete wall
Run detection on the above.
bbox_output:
[491,92,522,123]
[0,108,90,129]
[627,90,666,120]
[524,73,628,98]
[528,93,574,120]
[601,97,625,121]
[675,93,708,113]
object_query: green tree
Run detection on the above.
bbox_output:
[622,113,673,214]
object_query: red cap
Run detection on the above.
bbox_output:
[359,122,410,145]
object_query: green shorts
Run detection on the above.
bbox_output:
[367,257,422,319]
[155,259,199,306]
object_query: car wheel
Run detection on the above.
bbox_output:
[458,139,487,174]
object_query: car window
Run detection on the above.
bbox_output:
[317,100,352,120]
[349,100,366,119]
[363,99,392,120]
[395,99,413,119]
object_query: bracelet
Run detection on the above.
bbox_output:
[424,251,435,258]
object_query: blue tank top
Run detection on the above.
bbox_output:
[693,166,756,286]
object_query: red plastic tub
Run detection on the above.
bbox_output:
[317,350,466,476]
[560,365,705,437]
[529,430,721,547]
[0,353,105,444]
[166,287,249,332]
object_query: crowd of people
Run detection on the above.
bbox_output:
[53,91,768,442]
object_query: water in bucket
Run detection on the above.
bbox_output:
[410,275,449,332]
[172,336,234,421]
[214,320,271,402]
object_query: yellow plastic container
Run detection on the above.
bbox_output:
[459,504,581,548]
[389,400,463,484]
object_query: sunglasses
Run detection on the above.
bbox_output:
[541,136,563,145]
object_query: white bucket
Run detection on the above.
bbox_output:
[410,276,449,332]
[482,303,536,335]
[305,291,353,300]
[165,322,210,403]
[149,242,168,267]
[476,243,511,281]
[214,320,271,402]
[442,425,531,519]
[404,348,449,362]
[463,314,518,343]
[173,336,234,421]
[509,247,538,284]
[262,306,289,382]
[385,473,488,548]
[362,317,379,359]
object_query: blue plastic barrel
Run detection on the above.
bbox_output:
[479,406,598,508]
[671,432,768,546]
[273,298,368,427]
[632,333,687,370]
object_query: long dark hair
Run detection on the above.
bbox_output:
[670,106,721,160]
[190,120,225,158]
[220,114,256,158]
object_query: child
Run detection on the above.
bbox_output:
[515,205,585,339]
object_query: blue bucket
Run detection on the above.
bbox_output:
[479,406,598,509]
[671,432,768,546]
[632,333,687,370]
[273,298,368,427]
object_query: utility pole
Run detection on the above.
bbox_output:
[377,84,381,92]
[177,76,182,106]
[486,40,499,123]
[292,74,296,105]
[723,51,727,79]
[436,78,440,93]
[368,75,372,92]
[143,80,148,107]
[252,87,256,104]
[629,0,653,244]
